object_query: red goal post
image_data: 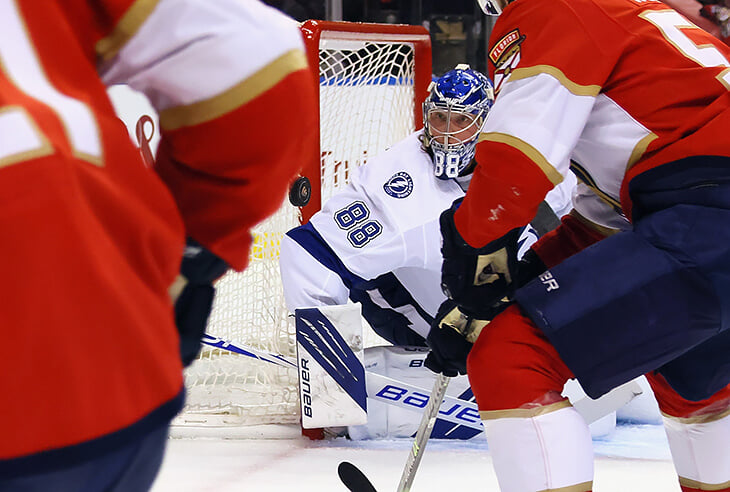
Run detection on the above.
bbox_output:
[298,20,433,222]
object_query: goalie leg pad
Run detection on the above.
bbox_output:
[296,304,367,429]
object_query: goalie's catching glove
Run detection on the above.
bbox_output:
[424,299,509,376]
[439,202,522,318]
[174,238,229,367]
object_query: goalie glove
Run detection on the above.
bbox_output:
[173,238,229,367]
[440,202,522,318]
[424,299,509,376]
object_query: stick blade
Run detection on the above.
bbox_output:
[338,461,377,492]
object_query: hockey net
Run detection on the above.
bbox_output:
[172,21,432,436]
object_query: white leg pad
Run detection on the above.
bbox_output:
[663,411,730,488]
[484,405,594,492]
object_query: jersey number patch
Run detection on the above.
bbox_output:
[334,201,383,248]
[0,0,103,168]
[641,9,730,89]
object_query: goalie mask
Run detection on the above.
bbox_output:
[423,65,494,180]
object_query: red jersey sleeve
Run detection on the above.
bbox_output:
[453,0,622,248]
[154,64,318,270]
[94,0,319,270]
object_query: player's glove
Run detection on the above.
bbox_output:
[513,247,548,288]
[440,202,522,318]
[174,238,229,367]
[424,299,509,376]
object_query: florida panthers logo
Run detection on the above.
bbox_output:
[383,172,414,199]
[489,29,525,94]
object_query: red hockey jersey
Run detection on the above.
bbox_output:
[455,0,730,247]
[0,0,316,471]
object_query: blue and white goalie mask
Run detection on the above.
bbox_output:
[423,65,494,180]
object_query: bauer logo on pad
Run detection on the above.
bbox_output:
[295,304,367,428]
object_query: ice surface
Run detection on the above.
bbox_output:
[151,423,680,491]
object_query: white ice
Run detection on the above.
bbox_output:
[150,423,681,491]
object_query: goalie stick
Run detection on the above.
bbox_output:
[201,333,643,432]
[202,333,481,431]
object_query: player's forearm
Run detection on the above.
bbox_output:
[454,140,554,248]
[152,69,317,271]
[98,0,317,269]
[528,210,612,268]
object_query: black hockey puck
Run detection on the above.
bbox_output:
[289,176,311,207]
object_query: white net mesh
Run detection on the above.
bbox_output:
[173,24,427,434]
[319,39,417,203]
[175,203,302,428]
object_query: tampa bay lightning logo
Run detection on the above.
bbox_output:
[383,172,414,199]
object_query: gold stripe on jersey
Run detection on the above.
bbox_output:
[508,65,601,97]
[96,0,160,62]
[477,132,564,185]
[168,274,186,304]
[478,399,572,420]
[662,405,730,425]
[678,476,730,491]
[716,68,730,91]
[570,160,623,214]
[0,107,54,168]
[537,482,593,492]
[159,49,308,131]
[627,133,658,169]
[569,210,621,237]
[537,481,593,492]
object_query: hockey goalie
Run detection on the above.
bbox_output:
[280,64,581,439]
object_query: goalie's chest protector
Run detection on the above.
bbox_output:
[310,132,466,324]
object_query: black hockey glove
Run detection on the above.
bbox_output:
[424,299,509,376]
[513,247,548,289]
[174,238,229,367]
[440,202,522,318]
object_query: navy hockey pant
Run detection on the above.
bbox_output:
[515,156,730,401]
[0,426,168,492]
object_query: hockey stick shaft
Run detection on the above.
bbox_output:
[201,333,297,368]
[397,373,451,492]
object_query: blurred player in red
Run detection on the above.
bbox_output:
[0,1,316,490]
[424,0,730,490]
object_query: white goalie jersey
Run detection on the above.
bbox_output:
[280,130,576,345]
